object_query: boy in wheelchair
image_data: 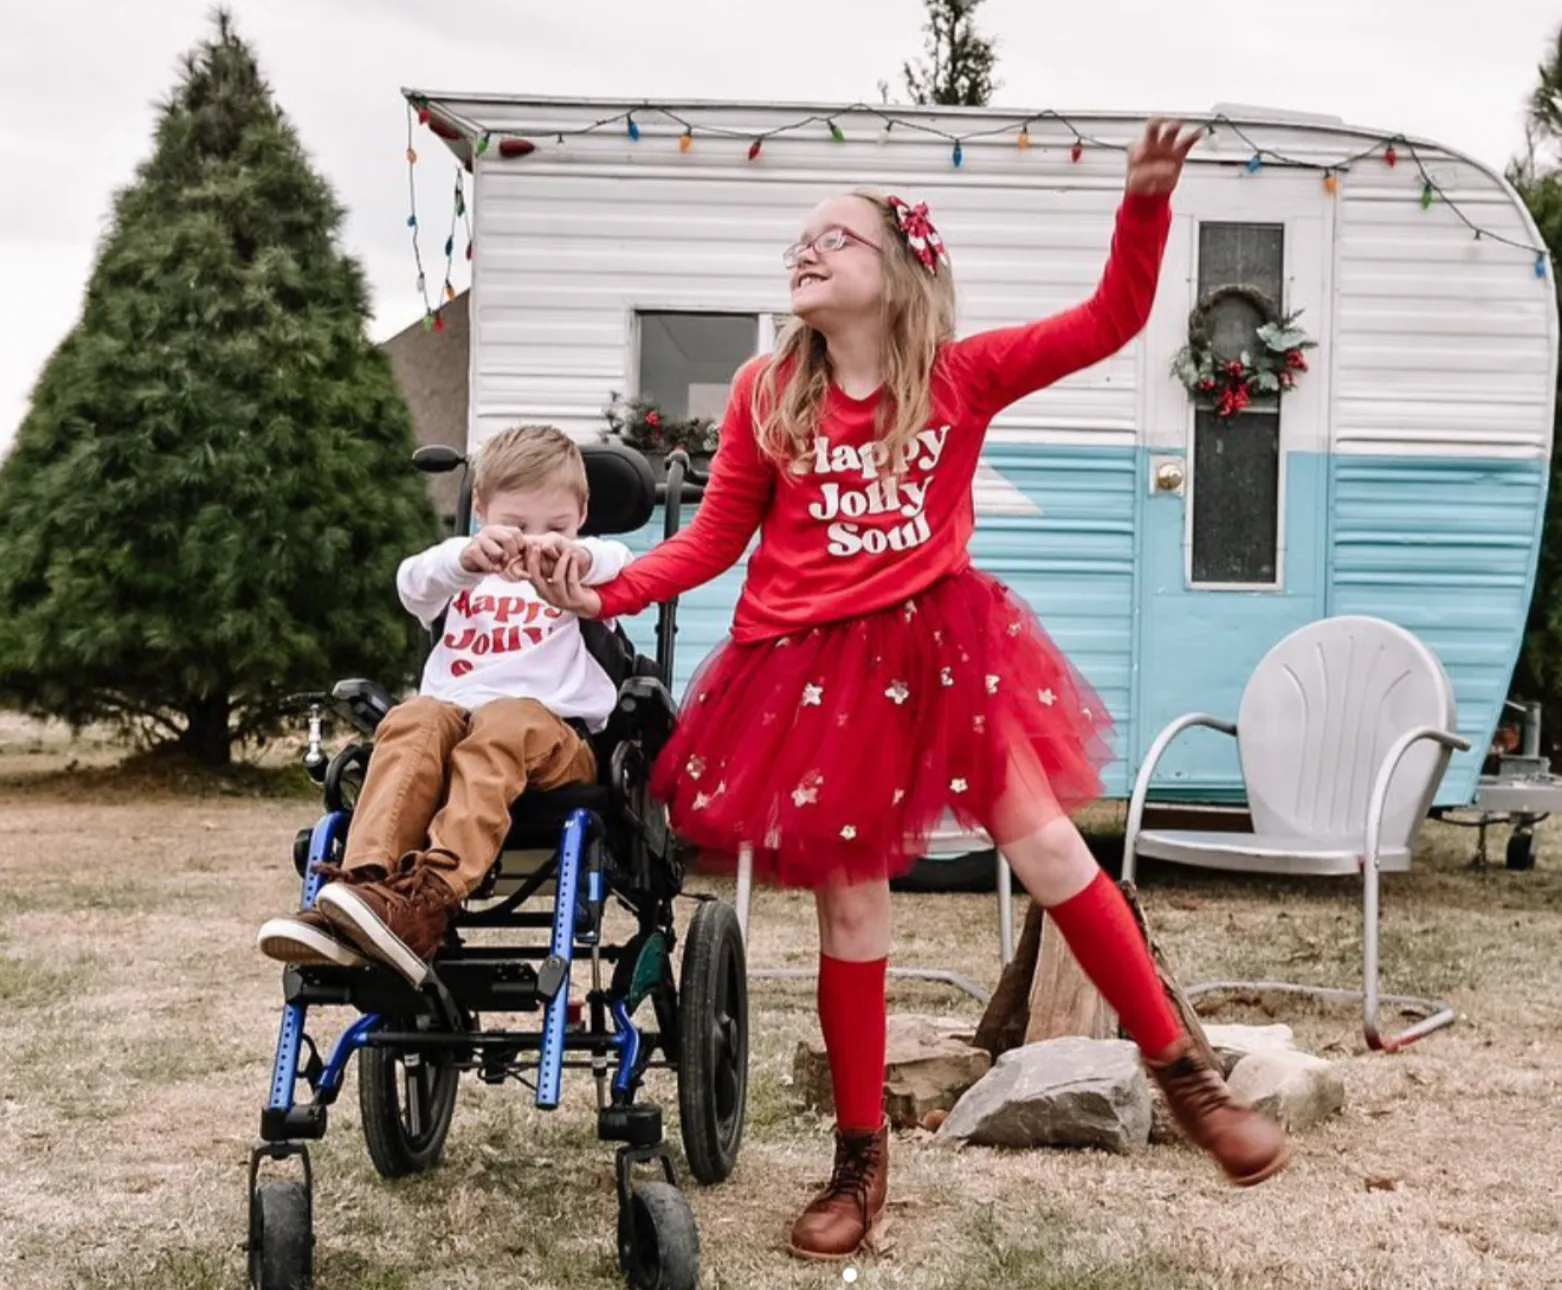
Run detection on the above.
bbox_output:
[257,424,632,983]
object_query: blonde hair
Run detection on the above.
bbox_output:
[472,424,588,505]
[753,187,957,477]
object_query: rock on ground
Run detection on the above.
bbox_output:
[1201,1023,1297,1078]
[934,1036,1151,1154]
[794,1014,990,1126]
[1226,1049,1345,1133]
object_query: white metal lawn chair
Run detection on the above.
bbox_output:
[1121,615,1471,1053]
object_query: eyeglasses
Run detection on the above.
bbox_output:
[782,226,882,269]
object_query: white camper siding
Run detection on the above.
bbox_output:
[464,131,1157,451]
[1327,156,1556,797]
[1331,155,1555,459]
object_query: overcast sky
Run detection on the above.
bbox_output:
[2,0,1559,456]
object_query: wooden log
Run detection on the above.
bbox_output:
[1024,917,1117,1043]
[972,899,1044,1059]
[1117,880,1220,1071]
[973,881,1219,1073]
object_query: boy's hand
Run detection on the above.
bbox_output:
[461,525,523,574]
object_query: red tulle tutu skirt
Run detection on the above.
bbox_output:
[650,568,1113,889]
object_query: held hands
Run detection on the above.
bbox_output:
[1125,119,1202,198]
[459,528,602,617]
[516,534,603,619]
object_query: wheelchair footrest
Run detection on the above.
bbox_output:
[260,1104,328,1143]
[598,1103,662,1149]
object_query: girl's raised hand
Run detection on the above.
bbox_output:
[1126,119,1202,198]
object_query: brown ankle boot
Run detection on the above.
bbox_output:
[1145,1037,1289,1186]
[787,1122,890,1261]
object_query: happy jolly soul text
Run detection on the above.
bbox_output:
[803,425,949,557]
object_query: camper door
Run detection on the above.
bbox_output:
[1134,170,1333,800]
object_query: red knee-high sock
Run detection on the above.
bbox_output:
[817,953,888,1132]
[1044,870,1183,1058]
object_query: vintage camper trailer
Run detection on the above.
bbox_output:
[405,92,1557,813]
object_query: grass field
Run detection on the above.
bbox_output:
[3,711,1561,1290]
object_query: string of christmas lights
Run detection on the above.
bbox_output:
[404,94,1550,295]
[405,100,473,330]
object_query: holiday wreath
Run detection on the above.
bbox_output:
[1170,285,1316,419]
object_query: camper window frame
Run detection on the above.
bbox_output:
[626,308,781,425]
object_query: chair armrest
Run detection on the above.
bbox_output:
[609,674,678,760]
[1364,726,1472,866]
[330,678,397,735]
[1122,713,1238,883]
[1361,725,1471,1053]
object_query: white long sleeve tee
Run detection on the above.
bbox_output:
[395,536,632,730]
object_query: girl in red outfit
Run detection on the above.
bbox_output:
[528,120,1287,1261]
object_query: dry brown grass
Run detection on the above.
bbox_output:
[3,711,1562,1290]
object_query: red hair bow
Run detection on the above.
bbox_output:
[886,195,949,274]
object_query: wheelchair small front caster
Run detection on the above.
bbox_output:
[249,1182,312,1289]
[617,1180,699,1290]
[248,1144,313,1290]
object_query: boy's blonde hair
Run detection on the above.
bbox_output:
[472,424,589,505]
[754,187,957,478]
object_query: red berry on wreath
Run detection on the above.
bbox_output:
[1286,349,1308,371]
[646,410,660,427]
[1225,359,1245,377]
[1198,378,1216,392]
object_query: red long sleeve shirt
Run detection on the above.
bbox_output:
[595,192,1172,643]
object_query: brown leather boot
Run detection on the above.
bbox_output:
[787,1122,889,1261]
[316,859,458,985]
[1145,1037,1289,1186]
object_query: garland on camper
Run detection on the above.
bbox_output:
[401,97,1550,334]
[404,104,471,333]
[602,392,719,457]
[1170,286,1316,419]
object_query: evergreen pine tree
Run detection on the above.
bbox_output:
[0,9,437,765]
[900,0,1000,108]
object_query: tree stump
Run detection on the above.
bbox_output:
[1024,915,1117,1043]
[972,882,1218,1071]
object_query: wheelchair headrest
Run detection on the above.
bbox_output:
[580,442,657,537]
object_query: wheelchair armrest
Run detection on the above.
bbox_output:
[331,678,397,735]
[610,674,678,758]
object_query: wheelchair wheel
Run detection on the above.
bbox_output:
[249,1179,311,1290]
[358,1028,459,1179]
[617,1180,699,1290]
[676,900,747,1185]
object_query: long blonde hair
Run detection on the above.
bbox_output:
[752,188,957,477]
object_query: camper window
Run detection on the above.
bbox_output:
[636,312,760,422]
[1190,222,1285,587]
